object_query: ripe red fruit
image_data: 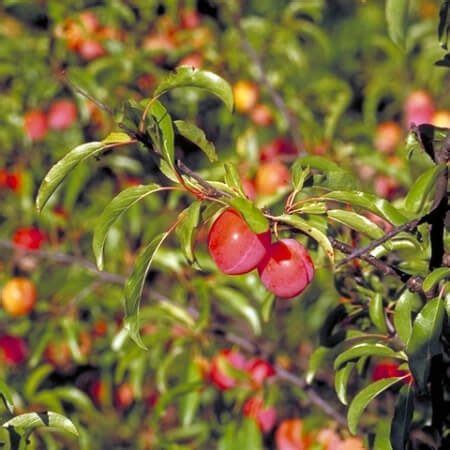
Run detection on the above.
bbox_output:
[0,169,21,192]
[403,90,435,127]
[246,358,276,388]
[177,53,203,69]
[373,175,399,200]
[78,11,100,33]
[255,161,290,196]
[0,335,27,366]
[24,109,48,141]
[432,110,450,128]
[241,178,256,200]
[44,341,72,369]
[243,396,277,434]
[233,80,259,113]
[180,9,201,29]
[1,278,37,316]
[275,419,310,450]
[260,138,298,162]
[372,360,412,383]
[258,239,314,299]
[209,349,247,390]
[47,99,77,130]
[250,104,274,127]
[13,227,46,250]
[89,379,107,407]
[374,121,402,154]
[208,209,271,275]
[114,383,134,410]
[78,39,105,60]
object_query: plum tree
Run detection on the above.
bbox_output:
[1,278,37,317]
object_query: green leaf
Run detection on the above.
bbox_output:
[227,197,269,234]
[438,1,450,49]
[174,120,217,162]
[148,100,175,170]
[277,214,334,263]
[215,287,261,335]
[224,163,245,196]
[348,377,403,434]
[335,362,355,405]
[93,183,163,270]
[179,358,202,427]
[374,420,393,450]
[390,384,414,450]
[394,290,420,345]
[327,210,384,240]
[323,191,407,226]
[176,201,202,264]
[102,132,134,145]
[386,0,410,47]
[404,164,447,216]
[406,298,445,390]
[0,379,14,414]
[261,291,276,323]
[156,302,195,329]
[154,67,233,111]
[124,232,170,349]
[2,412,78,437]
[368,293,388,334]
[334,343,400,370]
[422,267,450,293]
[36,142,104,212]
[306,346,332,384]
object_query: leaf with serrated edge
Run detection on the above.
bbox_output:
[154,67,233,111]
[174,120,217,162]
[93,184,162,270]
[124,232,170,349]
[36,142,104,212]
[348,377,403,434]
[2,411,78,437]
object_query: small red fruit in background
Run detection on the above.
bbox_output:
[403,90,435,127]
[246,358,276,388]
[1,277,37,316]
[208,208,271,275]
[24,109,48,141]
[258,239,314,299]
[44,341,72,370]
[13,227,46,250]
[372,360,412,383]
[255,161,290,196]
[233,80,259,113]
[78,39,106,61]
[243,396,277,434]
[373,174,399,200]
[275,419,311,450]
[78,11,100,33]
[241,178,256,200]
[209,348,247,390]
[250,104,274,127]
[374,121,402,154]
[178,53,203,69]
[0,335,27,366]
[114,383,134,410]
[47,99,77,130]
[89,378,107,407]
[0,169,21,192]
[180,9,201,29]
[260,138,298,162]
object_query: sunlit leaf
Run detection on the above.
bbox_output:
[174,120,217,162]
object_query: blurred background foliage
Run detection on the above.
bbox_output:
[0,0,448,449]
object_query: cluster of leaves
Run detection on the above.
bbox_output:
[0,1,449,449]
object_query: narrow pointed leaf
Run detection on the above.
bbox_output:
[348,377,403,434]
[124,232,170,349]
[334,343,400,370]
[36,142,104,212]
[306,346,332,384]
[175,201,202,264]
[228,197,269,234]
[422,267,450,293]
[2,411,78,437]
[390,384,414,450]
[394,290,419,345]
[154,67,233,111]
[93,183,162,269]
[148,101,175,169]
[406,298,445,390]
[174,120,217,162]
[368,293,388,334]
[0,379,14,414]
[328,210,384,239]
[335,362,355,405]
[386,0,410,47]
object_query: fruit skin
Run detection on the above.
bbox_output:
[373,174,399,200]
[246,358,276,388]
[258,239,314,299]
[372,360,412,383]
[1,278,37,316]
[44,341,72,370]
[208,209,271,275]
[255,161,290,196]
[13,227,46,250]
[432,110,450,128]
[243,396,277,434]
[78,39,106,60]
[374,121,402,154]
[177,52,203,69]
[250,104,274,127]
[180,9,201,29]
[241,178,256,200]
[47,99,77,130]
[260,138,298,162]
[233,80,259,113]
[24,109,48,141]
[275,419,310,450]
[0,169,21,192]
[209,349,246,390]
[403,90,435,127]
[0,335,27,366]
[114,383,134,410]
